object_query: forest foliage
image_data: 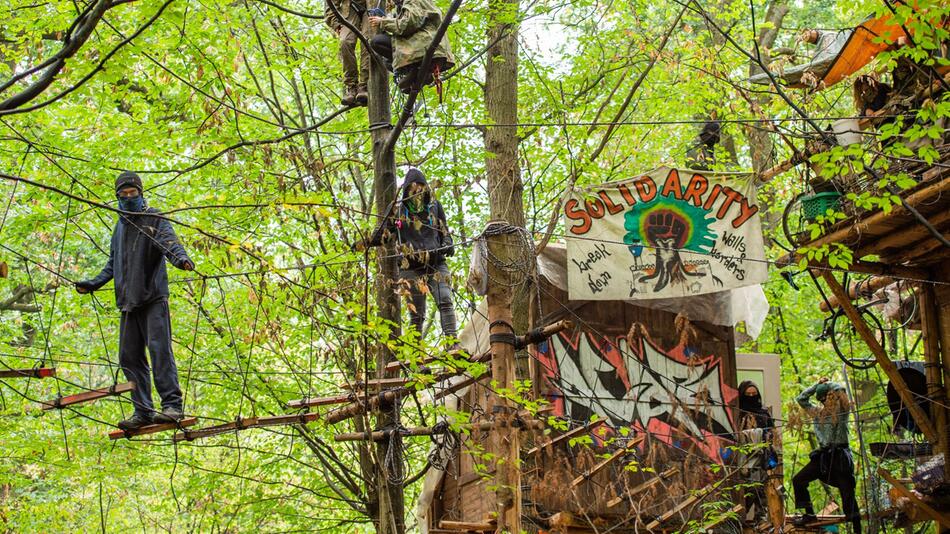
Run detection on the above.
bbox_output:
[0,0,947,531]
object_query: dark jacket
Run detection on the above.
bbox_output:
[83,208,191,312]
[368,169,453,270]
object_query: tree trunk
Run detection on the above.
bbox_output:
[368,16,405,534]
[484,0,528,531]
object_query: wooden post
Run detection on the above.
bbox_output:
[920,284,950,474]
[483,0,525,521]
[821,271,939,443]
[484,223,524,533]
[367,7,403,531]
[879,468,950,528]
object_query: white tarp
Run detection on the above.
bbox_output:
[564,167,768,300]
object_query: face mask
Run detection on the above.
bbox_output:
[740,395,762,412]
[118,195,144,212]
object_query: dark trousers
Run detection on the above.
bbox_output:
[369,34,448,93]
[400,263,458,339]
[119,299,183,416]
[793,446,861,531]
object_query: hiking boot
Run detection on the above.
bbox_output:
[355,86,368,106]
[152,407,184,424]
[117,413,152,431]
[792,514,817,527]
[341,86,358,106]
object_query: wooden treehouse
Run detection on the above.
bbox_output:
[418,243,781,533]
[769,11,950,532]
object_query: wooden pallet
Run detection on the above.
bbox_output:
[41,382,135,410]
[109,417,199,440]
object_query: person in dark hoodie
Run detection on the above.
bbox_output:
[737,380,774,431]
[75,172,194,431]
[363,168,457,343]
[735,380,777,523]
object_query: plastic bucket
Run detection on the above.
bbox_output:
[832,118,862,146]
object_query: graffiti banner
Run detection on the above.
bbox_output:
[564,167,767,300]
[535,323,737,459]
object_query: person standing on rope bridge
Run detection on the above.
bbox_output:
[792,378,861,533]
[75,172,194,431]
[367,0,455,95]
[362,168,458,345]
[326,0,369,106]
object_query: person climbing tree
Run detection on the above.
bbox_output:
[74,172,194,431]
[361,168,458,344]
[792,378,861,533]
[367,0,455,94]
[326,0,369,106]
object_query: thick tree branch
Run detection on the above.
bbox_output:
[0,0,173,116]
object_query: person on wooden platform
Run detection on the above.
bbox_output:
[367,0,455,94]
[361,168,458,346]
[75,172,194,431]
[736,380,778,524]
[326,0,369,106]
[792,378,861,533]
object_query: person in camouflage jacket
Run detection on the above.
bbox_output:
[325,0,369,106]
[368,0,455,94]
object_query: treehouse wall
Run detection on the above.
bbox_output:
[427,280,740,530]
[533,276,739,460]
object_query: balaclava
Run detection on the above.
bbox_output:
[115,171,145,212]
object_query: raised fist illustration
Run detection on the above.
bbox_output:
[646,211,686,249]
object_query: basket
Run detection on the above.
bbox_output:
[801,191,842,222]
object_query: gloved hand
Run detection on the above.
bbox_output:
[445,244,455,257]
[75,280,96,294]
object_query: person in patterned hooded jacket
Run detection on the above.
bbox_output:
[367,0,455,94]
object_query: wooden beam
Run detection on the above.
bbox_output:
[855,209,950,258]
[340,377,412,391]
[821,271,939,443]
[819,276,894,312]
[250,412,320,429]
[879,467,950,527]
[785,515,848,527]
[437,519,495,532]
[919,284,949,471]
[0,367,55,379]
[607,467,679,508]
[325,373,489,425]
[570,435,645,488]
[645,482,716,530]
[333,418,544,442]
[383,347,480,373]
[802,177,950,252]
[756,149,811,183]
[173,417,259,442]
[109,417,198,440]
[286,392,355,410]
[526,419,608,456]
[701,504,743,530]
[776,254,928,281]
[41,381,135,410]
